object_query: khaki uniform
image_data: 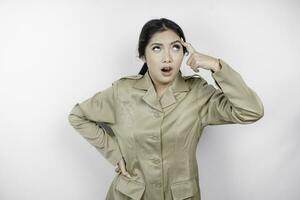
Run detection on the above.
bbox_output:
[68,59,264,200]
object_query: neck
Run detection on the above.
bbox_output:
[147,71,175,98]
[152,79,172,98]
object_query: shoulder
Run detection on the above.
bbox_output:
[112,74,143,85]
[111,74,143,94]
[119,74,143,80]
[112,74,143,84]
[182,73,208,87]
[183,73,216,97]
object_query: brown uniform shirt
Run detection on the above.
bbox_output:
[68,59,264,200]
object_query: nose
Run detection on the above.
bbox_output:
[162,50,172,63]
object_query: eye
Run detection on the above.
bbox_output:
[173,44,181,51]
[152,46,161,52]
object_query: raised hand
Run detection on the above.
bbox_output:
[180,38,221,73]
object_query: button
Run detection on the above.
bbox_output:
[152,158,160,164]
[152,182,162,188]
[150,135,159,140]
[155,183,162,188]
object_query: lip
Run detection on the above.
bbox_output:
[161,66,173,70]
[161,66,173,76]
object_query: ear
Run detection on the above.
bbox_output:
[141,56,146,63]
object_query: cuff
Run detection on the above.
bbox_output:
[210,59,239,89]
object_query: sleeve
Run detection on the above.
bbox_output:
[200,58,264,127]
[68,82,123,166]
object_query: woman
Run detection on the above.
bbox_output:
[68,18,264,200]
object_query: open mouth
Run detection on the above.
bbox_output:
[161,66,173,72]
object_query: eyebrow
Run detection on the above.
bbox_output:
[150,40,181,46]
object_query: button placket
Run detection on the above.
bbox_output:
[148,109,164,192]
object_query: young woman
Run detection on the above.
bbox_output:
[68,18,264,200]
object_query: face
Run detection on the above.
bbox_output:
[143,29,184,88]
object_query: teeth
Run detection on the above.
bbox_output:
[161,66,172,73]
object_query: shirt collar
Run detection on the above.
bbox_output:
[133,70,190,111]
[133,70,190,92]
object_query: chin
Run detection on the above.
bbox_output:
[160,75,175,83]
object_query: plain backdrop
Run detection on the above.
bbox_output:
[1,0,299,200]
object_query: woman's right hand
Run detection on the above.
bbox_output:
[115,157,132,178]
[180,38,220,73]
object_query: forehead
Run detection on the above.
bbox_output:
[149,30,180,44]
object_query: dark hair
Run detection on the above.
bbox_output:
[137,18,188,75]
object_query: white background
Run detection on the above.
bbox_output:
[1,0,299,199]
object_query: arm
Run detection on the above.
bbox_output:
[68,83,123,166]
[200,59,264,127]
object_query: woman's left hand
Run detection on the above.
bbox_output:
[180,38,221,73]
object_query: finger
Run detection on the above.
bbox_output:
[186,43,196,55]
[118,159,132,178]
[115,167,120,173]
[180,38,196,54]
[118,159,126,172]
[188,59,199,72]
[193,60,202,71]
[123,171,132,178]
[180,37,188,47]
[187,55,198,69]
[180,38,192,51]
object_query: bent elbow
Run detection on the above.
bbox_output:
[248,104,264,123]
[251,93,265,122]
[233,103,264,124]
[253,104,264,121]
[68,113,77,127]
[68,104,84,128]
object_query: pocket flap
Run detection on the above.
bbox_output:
[115,175,146,200]
[171,178,198,200]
